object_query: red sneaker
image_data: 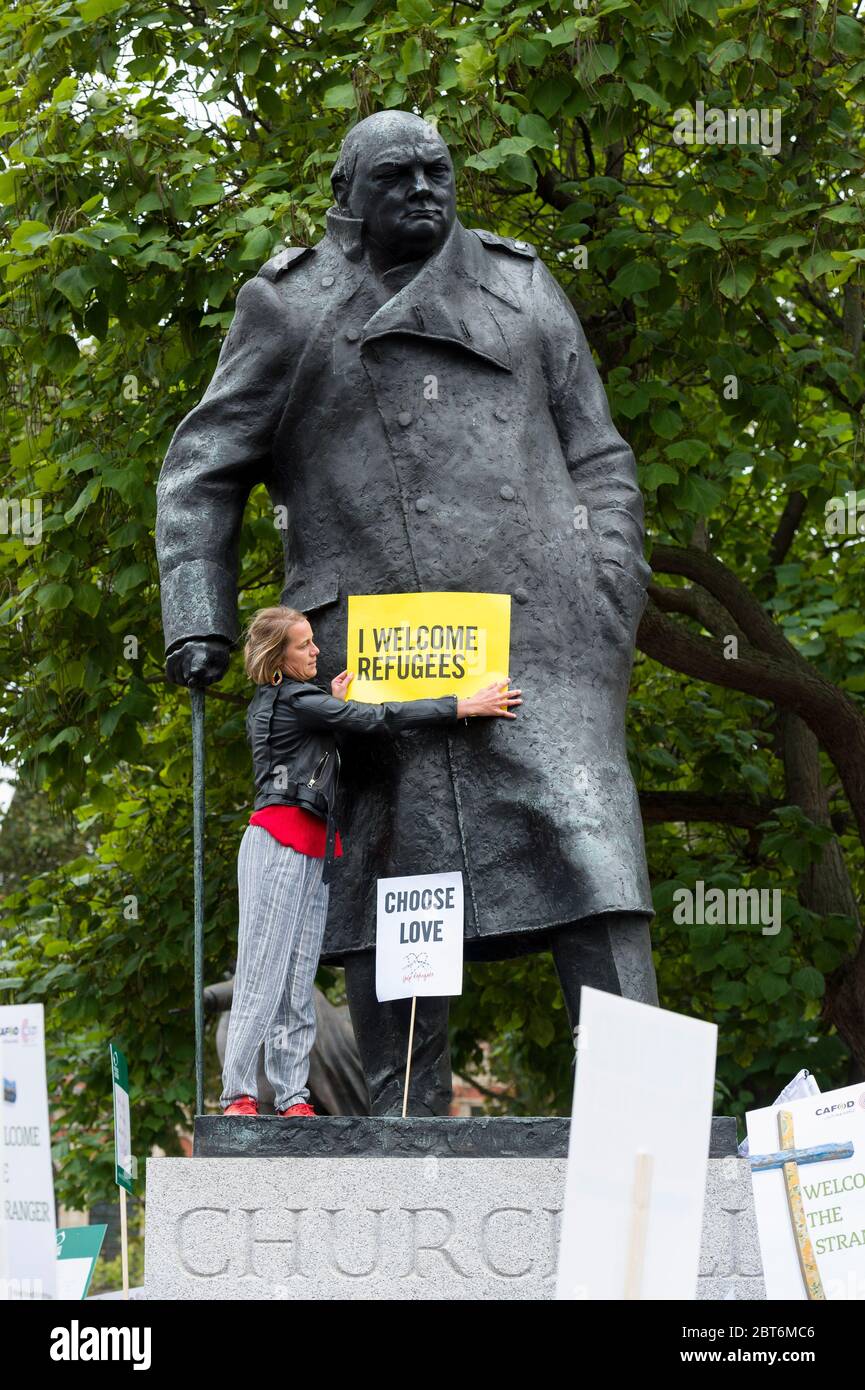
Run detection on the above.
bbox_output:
[278,1102,317,1117]
[223,1095,259,1116]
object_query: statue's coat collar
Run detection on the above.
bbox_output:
[324,209,521,373]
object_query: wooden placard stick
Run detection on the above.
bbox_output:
[623,1150,653,1300]
[402,995,418,1118]
[778,1108,825,1301]
[119,1187,130,1300]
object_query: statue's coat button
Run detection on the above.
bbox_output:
[415,496,431,513]
[321,275,335,288]
[500,484,515,500]
[494,407,509,422]
[345,328,360,342]
[397,411,412,427]
[514,588,529,604]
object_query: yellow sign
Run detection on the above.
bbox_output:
[346,592,511,702]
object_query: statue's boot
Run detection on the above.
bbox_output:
[343,947,452,1115]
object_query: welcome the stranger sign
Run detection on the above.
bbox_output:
[747,1081,865,1300]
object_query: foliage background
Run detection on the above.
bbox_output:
[1,0,864,1212]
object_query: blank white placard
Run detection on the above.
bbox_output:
[556,987,717,1300]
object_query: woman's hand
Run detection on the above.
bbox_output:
[331,670,353,701]
[457,681,522,719]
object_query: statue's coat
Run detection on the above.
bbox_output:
[156,210,654,962]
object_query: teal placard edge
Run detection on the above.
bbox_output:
[57,1225,107,1300]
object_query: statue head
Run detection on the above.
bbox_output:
[331,111,456,265]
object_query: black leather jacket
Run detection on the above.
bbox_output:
[247,679,459,882]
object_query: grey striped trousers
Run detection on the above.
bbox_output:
[220,823,330,1111]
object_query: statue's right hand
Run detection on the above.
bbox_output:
[165,638,231,688]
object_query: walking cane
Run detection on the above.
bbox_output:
[190,684,206,1117]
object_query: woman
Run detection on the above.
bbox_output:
[220,605,522,1117]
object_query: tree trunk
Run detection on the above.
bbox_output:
[779,713,865,1080]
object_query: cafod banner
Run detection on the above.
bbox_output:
[346,592,511,702]
[375,871,464,1002]
[0,1003,58,1299]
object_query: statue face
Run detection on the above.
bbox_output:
[347,136,456,263]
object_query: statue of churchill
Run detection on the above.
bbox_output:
[156,110,659,1116]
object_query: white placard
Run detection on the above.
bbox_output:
[0,1004,58,1299]
[746,1081,865,1300]
[375,871,464,1001]
[556,988,717,1301]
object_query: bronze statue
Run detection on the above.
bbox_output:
[156,110,658,1117]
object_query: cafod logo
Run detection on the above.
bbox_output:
[2,1019,40,1046]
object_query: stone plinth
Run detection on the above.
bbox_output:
[144,1117,764,1300]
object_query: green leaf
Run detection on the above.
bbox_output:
[641,460,679,489]
[718,264,756,300]
[323,82,356,109]
[53,265,98,308]
[762,233,809,258]
[579,43,617,80]
[45,334,81,376]
[113,563,148,595]
[611,261,660,296]
[516,113,556,150]
[65,477,101,523]
[11,220,51,253]
[666,439,709,467]
[36,582,74,611]
[792,967,825,999]
[189,175,223,207]
[239,225,273,262]
[650,409,682,440]
[456,42,495,88]
[237,43,261,75]
[758,972,788,1004]
[533,76,571,119]
[625,81,669,112]
[801,251,840,282]
[397,0,434,21]
[681,222,722,250]
[77,0,126,17]
[821,203,861,224]
[673,474,723,515]
[708,38,746,71]
[74,582,102,618]
[464,137,534,172]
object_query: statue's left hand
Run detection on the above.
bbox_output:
[166,637,231,688]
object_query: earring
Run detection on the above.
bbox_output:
[271,669,283,686]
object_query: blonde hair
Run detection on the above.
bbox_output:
[243,606,307,685]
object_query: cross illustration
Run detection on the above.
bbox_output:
[750,1107,855,1300]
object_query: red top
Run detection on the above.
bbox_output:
[249,804,343,859]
